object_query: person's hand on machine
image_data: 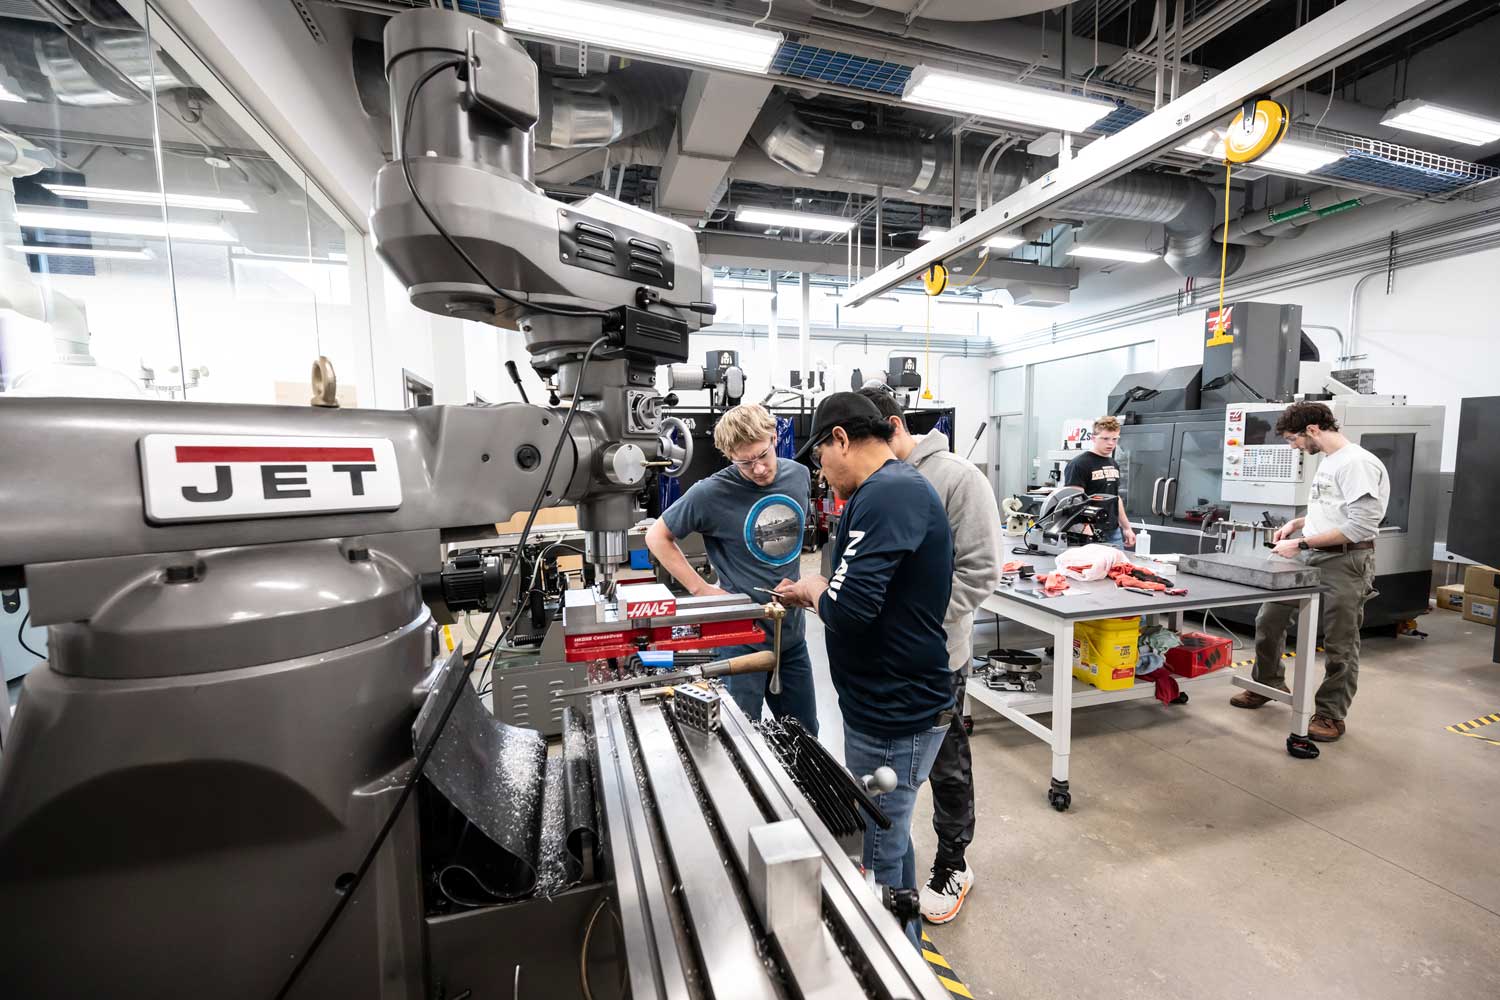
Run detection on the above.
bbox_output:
[773,575,829,610]
[1270,517,1306,559]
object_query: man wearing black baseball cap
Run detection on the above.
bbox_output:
[775,392,955,948]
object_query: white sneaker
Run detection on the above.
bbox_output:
[919,859,974,924]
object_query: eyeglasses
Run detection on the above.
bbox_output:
[808,432,833,469]
[730,445,774,470]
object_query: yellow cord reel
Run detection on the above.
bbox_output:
[1222,97,1289,164]
[922,263,948,296]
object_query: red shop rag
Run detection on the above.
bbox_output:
[1138,668,1182,706]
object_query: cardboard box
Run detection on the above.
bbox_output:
[1463,565,1499,602]
[1436,584,1466,612]
[1463,595,1497,627]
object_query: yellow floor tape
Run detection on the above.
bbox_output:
[1446,713,1500,746]
[920,931,975,999]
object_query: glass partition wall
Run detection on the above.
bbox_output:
[0,2,364,404]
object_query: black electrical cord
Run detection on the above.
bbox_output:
[272,336,607,999]
[397,58,614,322]
[17,612,44,659]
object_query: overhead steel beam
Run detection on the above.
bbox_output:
[845,0,1458,306]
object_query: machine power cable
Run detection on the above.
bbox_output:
[397,58,615,323]
[16,612,44,659]
[271,333,613,999]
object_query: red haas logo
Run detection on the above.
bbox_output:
[626,599,677,619]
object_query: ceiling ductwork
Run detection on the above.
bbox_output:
[0,20,189,107]
[1061,172,1246,278]
[748,98,1244,278]
[747,97,984,199]
[535,65,687,148]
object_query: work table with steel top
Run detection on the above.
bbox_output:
[975,552,1324,812]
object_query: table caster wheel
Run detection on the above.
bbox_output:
[1286,733,1320,759]
[1048,778,1071,812]
[1172,692,1189,705]
[962,715,973,735]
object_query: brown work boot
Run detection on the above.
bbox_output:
[1308,714,1346,742]
[1230,684,1289,709]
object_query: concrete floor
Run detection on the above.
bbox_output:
[794,568,1500,1000]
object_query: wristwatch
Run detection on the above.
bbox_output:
[1297,540,1310,551]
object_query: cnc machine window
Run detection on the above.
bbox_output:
[1361,433,1415,532]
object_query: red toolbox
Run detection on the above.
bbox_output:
[1165,631,1234,677]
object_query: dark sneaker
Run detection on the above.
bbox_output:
[1308,714,1346,742]
[920,860,975,924]
[1230,684,1289,709]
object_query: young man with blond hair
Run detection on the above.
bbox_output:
[1063,414,1135,548]
[646,403,816,732]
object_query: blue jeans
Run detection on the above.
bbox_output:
[843,721,947,947]
[1101,527,1125,549]
[720,637,819,736]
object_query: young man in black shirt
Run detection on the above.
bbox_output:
[1063,415,1136,548]
[773,392,954,948]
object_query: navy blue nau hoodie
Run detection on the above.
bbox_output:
[818,459,954,738]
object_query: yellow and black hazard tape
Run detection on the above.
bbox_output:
[920,930,975,999]
[1446,712,1500,747]
[1231,650,1321,669]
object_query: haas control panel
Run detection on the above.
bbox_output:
[1222,404,1312,505]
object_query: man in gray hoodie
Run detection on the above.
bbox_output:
[860,388,1002,924]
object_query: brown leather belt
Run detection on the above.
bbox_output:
[1313,540,1374,553]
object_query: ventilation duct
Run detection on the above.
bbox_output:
[1061,172,1246,278]
[750,100,1242,278]
[749,97,1028,205]
[534,65,687,148]
[0,21,188,107]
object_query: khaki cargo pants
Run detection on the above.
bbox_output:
[1253,547,1378,721]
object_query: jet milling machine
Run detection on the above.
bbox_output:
[0,9,945,1000]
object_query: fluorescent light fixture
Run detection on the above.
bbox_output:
[1176,130,1342,175]
[14,244,153,261]
[735,206,856,233]
[917,225,1024,250]
[16,210,235,243]
[40,184,255,213]
[902,65,1113,132]
[1067,245,1160,263]
[1380,99,1500,146]
[502,0,782,74]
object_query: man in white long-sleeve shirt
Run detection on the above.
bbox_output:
[1230,402,1389,743]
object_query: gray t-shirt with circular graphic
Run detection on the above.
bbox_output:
[661,459,810,644]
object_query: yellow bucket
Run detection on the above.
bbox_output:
[1071,616,1140,691]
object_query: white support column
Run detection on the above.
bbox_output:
[799,272,812,389]
[767,270,779,390]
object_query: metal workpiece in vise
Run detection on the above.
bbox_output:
[763,599,787,695]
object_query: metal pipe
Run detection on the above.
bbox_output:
[875,185,884,272]
[800,272,813,387]
[952,128,963,225]
[1345,269,1381,361]
[1153,0,1167,108]
[1302,323,1347,364]
[768,269,779,385]
[1170,0,1185,102]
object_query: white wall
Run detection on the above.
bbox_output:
[990,194,1500,471]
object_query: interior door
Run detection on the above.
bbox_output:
[1165,421,1227,529]
[1117,424,1173,525]
[990,414,1028,505]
